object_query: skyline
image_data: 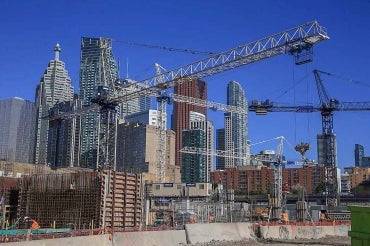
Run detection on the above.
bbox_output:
[1,1,370,169]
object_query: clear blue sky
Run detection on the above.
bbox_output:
[1,0,370,169]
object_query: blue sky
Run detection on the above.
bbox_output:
[1,0,370,169]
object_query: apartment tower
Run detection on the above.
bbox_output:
[225,81,249,167]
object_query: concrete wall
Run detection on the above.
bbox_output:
[4,223,350,245]
[185,222,255,245]
[113,230,187,246]
[4,231,186,246]
[6,234,110,246]
[259,224,350,240]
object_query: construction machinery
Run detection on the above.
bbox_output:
[48,21,329,182]
[249,70,370,206]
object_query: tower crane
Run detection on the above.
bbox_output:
[181,136,303,220]
[249,70,370,206]
[48,21,329,182]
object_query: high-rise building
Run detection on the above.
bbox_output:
[79,37,119,169]
[181,129,206,183]
[116,121,178,182]
[0,98,35,163]
[225,81,249,167]
[216,128,225,170]
[354,144,364,167]
[189,113,214,182]
[172,78,207,169]
[34,44,74,165]
[47,97,82,168]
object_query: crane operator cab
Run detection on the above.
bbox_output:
[94,85,110,104]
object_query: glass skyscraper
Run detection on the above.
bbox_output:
[216,128,225,170]
[189,114,214,182]
[79,37,150,169]
[181,129,206,183]
[225,81,249,166]
[34,44,74,165]
[0,97,35,163]
[79,37,119,169]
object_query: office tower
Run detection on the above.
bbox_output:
[47,97,81,168]
[124,109,166,127]
[181,129,205,183]
[225,81,249,167]
[0,98,35,163]
[79,37,119,169]
[216,128,225,170]
[172,78,207,169]
[354,144,364,167]
[189,113,214,182]
[34,44,74,165]
[116,121,176,181]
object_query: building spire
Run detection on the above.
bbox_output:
[54,43,61,61]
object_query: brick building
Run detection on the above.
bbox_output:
[210,165,326,195]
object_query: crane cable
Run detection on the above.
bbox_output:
[292,63,297,144]
[305,65,311,146]
[112,39,215,55]
[319,70,370,88]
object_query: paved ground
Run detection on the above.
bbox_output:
[183,236,351,246]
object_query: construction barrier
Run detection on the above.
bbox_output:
[348,206,370,246]
[258,223,350,240]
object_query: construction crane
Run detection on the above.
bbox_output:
[48,21,329,182]
[249,70,370,206]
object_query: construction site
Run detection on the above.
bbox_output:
[1,20,370,245]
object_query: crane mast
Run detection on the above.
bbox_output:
[154,63,170,182]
